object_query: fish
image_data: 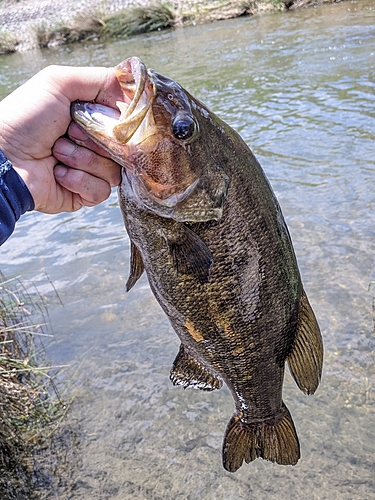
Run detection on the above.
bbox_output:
[71,56,323,473]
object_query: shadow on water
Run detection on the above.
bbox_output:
[1,1,375,498]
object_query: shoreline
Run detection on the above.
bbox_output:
[0,0,345,54]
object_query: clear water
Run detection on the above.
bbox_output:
[1,1,375,498]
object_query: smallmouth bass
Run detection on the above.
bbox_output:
[71,57,323,473]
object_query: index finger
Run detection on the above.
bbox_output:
[38,65,124,109]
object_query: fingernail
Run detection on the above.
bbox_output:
[54,165,68,179]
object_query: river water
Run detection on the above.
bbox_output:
[1,1,375,498]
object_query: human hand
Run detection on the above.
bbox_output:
[0,65,123,213]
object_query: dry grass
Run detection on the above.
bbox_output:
[34,16,104,48]
[34,1,176,49]
[0,30,18,54]
[0,273,69,499]
[31,0,285,51]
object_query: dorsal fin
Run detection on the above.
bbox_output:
[287,291,323,395]
[170,344,222,391]
[126,241,145,292]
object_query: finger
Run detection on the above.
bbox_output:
[53,137,121,187]
[39,65,123,108]
[54,165,112,207]
[68,122,113,158]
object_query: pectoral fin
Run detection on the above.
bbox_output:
[287,291,323,395]
[170,344,222,391]
[166,224,213,284]
[126,241,145,291]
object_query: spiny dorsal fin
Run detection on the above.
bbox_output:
[165,225,213,285]
[287,290,323,395]
[222,403,300,473]
[126,241,145,292]
[170,344,222,391]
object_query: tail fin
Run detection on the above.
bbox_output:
[222,403,300,473]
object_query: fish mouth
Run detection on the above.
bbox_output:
[71,57,155,148]
[112,57,156,144]
[71,57,200,211]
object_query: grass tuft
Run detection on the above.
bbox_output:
[34,2,176,49]
[0,273,70,498]
[34,16,104,48]
[0,30,18,55]
[101,2,175,38]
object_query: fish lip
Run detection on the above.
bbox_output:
[71,56,156,144]
[70,101,120,132]
[114,56,150,118]
[110,56,157,143]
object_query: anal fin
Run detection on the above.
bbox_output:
[126,241,145,292]
[287,290,323,395]
[170,344,222,391]
[222,403,300,473]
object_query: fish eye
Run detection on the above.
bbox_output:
[171,114,196,141]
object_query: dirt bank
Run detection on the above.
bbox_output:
[0,0,339,54]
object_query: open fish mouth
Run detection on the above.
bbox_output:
[71,101,121,133]
[71,57,205,215]
[71,57,200,210]
[71,57,156,149]
[111,57,156,144]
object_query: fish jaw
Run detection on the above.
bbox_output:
[71,56,157,166]
[71,101,121,147]
[112,57,156,145]
[71,56,199,205]
[72,56,229,222]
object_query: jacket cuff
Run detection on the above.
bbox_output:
[0,150,35,245]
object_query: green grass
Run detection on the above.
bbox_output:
[101,2,175,38]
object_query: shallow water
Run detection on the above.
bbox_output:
[1,1,375,498]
